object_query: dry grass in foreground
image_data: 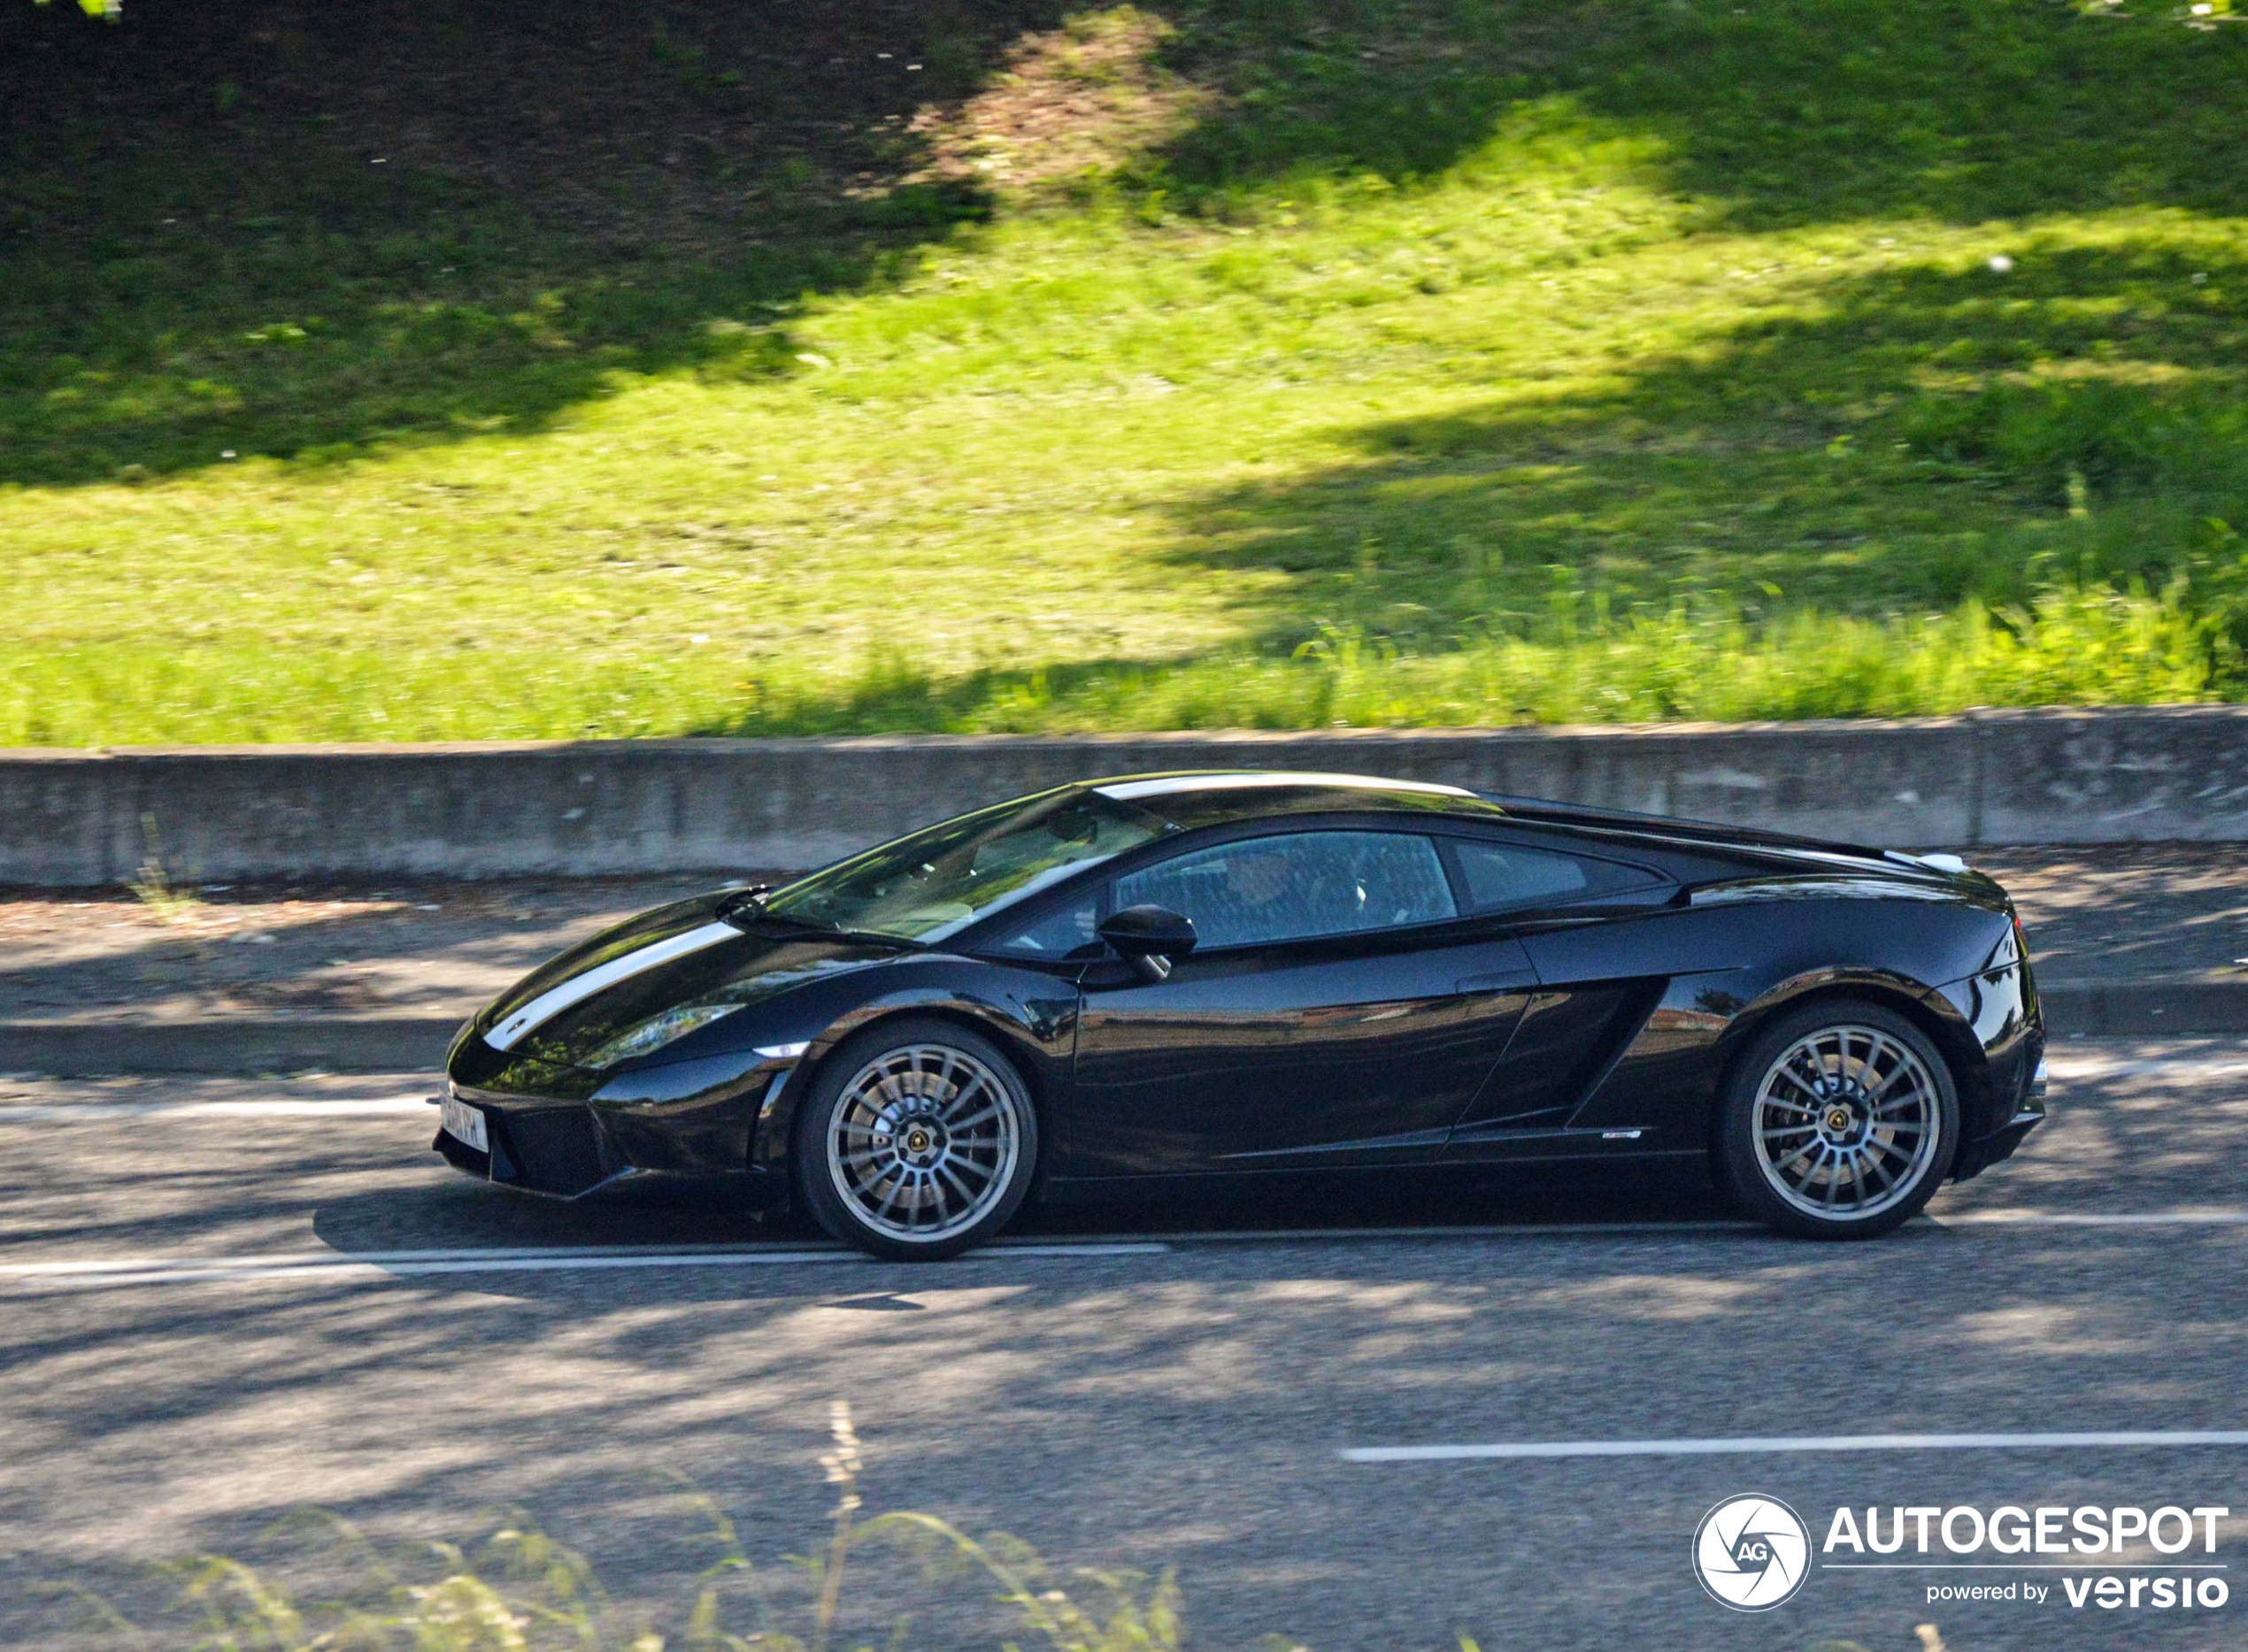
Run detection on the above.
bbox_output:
[66,1399,1955,1650]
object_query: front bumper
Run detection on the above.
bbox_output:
[435,1061,797,1204]
[436,1087,617,1196]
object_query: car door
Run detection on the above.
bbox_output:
[1430,834,1684,1156]
[1062,826,1537,1178]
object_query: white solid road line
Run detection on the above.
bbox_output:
[0,1095,435,1120]
[0,1239,1170,1288]
[1092,1211,2248,1243]
[1152,1221,1763,1241]
[1343,1430,2248,1464]
[2,1210,2242,1291]
[4,1210,2242,1285]
[1941,1209,2248,1227]
[5,1243,764,1272]
[14,1253,866,1287]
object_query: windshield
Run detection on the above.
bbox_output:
[755,788,1169,942]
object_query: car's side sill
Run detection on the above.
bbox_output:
[1038,1149,1708,1203]
[1440,1126,1676,1164]
[1215,1126,1453,1165]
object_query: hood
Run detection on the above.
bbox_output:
[456,895,905,1082]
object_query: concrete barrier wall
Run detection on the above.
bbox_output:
[4,704,2247,885]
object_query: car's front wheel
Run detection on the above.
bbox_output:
[793,1018,1039,1261]
[1718,1000,1959,1240]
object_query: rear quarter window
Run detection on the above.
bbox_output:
[1449,839,1666,914]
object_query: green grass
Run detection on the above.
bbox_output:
[6,0,2248,743]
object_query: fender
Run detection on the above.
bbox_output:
[747,960,1080,1179]
[1705,964,2005,1155]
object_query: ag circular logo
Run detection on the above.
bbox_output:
[1692,1494,1812,1611]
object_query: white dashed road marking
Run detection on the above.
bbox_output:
[1343,1430,2248,1464]
[2044,1054,2248,1080]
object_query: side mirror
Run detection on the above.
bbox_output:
[1097,904,1197,984]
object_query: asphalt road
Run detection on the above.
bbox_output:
[4,1042,2246,1650]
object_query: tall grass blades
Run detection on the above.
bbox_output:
[69,1402,1189,1652]
[58,1401,1960,1648]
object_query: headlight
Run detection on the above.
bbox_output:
[584,1003,743,1069]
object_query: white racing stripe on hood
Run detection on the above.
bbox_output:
[484,920,742,1051]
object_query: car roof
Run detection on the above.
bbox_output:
[1082,771,1507,831]
[1072,771,1913,874]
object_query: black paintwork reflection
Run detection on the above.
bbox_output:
[1560,977,1738,1140]
[504,934,895,1072]
[1941,952,2045,1165]
[450,1049,597,1099]
[1450,985,1657,1142]
[473,895,728,1033]
[1070,932,1536,1174]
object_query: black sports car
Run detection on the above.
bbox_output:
[437,770,2046,1257]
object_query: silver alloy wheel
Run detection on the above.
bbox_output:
[1750,1023,1941,1221]
[824,1042,1023,1244]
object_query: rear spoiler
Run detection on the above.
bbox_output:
[1885,849,1971,875]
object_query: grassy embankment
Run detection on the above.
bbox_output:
[5,0,2248,742]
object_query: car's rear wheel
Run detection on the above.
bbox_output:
[794,1018,1039,1261]
[1718,1000,1959,1240]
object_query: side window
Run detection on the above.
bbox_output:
[1450,839,1662,914]
[988,895,1101,959]
[1114,831,1457,949]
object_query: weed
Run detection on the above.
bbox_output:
[62,1400,1959,1649]
[74,1402,1194,1651]
[127,812,200,925]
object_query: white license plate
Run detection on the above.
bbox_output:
[441,1096,489,1153]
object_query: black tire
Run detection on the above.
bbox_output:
[792,1017,1040,1261]
[1717,999,1959,1241]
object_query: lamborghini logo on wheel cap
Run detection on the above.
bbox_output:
[1692,1494,1811,1611]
